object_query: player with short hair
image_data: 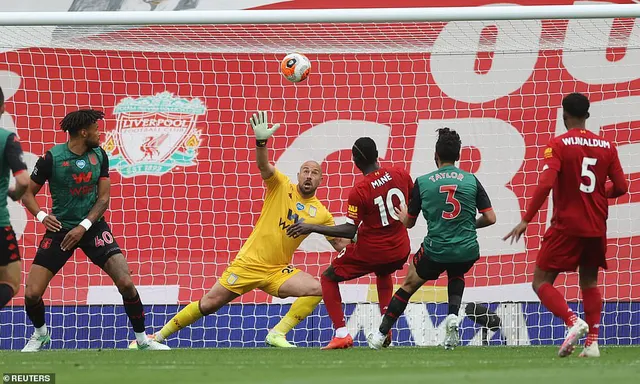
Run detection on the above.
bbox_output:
[368,127,496,350]
[0,86,30,311]
[153,111,346,347]
[504,93,628,358]
[21,109,168,352]
[287,137,413,349]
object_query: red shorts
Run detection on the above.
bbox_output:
[331,243,408,280]
[536,227,608,272]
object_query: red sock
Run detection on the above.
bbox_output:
[376,274,394,315]
[321,274,345,329]
[537,283,577,327]
[582,287,602,345]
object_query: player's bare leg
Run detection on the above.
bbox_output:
[578,265,601,357]
[268,271,322,348]
[103,254,169,350]
[154,282,239,345]
[0,261,21,310]
[533,267,587,357]
[368,264,425,350]
[22,265,54,352]
[318,266,354,350]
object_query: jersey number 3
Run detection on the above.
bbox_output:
[440,185,461,219]
[374,187,406,227]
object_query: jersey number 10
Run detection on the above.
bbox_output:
[373,188,406,227]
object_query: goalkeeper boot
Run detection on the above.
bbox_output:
[21,331,51,352]
[129,334,171,350]
[558,318,588,358]
[579,341,600,358]
[443,314,460,350]
[266,330,296,348]
[322,334,353,350]
[367,331,387,350]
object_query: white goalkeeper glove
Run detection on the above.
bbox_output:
[250,111,281,147]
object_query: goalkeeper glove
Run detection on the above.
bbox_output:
[249,111,281,147]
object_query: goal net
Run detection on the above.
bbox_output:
[0,4,639,349]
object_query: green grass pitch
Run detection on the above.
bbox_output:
[1,347,639,384]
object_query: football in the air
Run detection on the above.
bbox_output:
[280,53,311,83]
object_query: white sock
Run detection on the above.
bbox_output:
[335,327,349,338]
[135,332,148,344]
[35,325,48,336]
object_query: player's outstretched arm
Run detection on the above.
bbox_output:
[395,203,417,228]
[286,222,357,240]
[503,167,557,244]
[250,111,281,180]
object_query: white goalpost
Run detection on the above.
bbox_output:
[0,4,639,349]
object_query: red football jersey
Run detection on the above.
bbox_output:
[544,129,626,237]
[345,167,413,261]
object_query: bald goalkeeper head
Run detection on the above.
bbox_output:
[296,160,323,197]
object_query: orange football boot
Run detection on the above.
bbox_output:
[321,334,354,350]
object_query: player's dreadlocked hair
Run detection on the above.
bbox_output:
[0,86,4,105]
[60,109,105,136]
[435,127,461,163]
[562,92,590,119]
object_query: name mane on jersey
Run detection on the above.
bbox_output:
[429,171,464,183]
[561,137,611,148]
[371,172,392,189]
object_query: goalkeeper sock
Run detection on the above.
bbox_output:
[273,296,322,335]
[0,283,14,309]
[582,287,602,344]
[537,282,577,327]
[375,274,393,315]
[123,291,145,333]
[379,288,411,335]
[25,297,46,330]
[158,301,203,341]
[447,276,465,315]
[320,274,346,330]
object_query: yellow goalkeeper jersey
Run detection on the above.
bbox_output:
[234,169,335,266]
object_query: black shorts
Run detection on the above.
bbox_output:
[33,220,122,274]
[0,226,20,266]
[413,246,477,281]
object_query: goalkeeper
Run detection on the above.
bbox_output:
[154,111,347,347]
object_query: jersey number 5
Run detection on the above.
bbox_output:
[440,185,461,219]
[580,157,597,194]
[373,187,406,227]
